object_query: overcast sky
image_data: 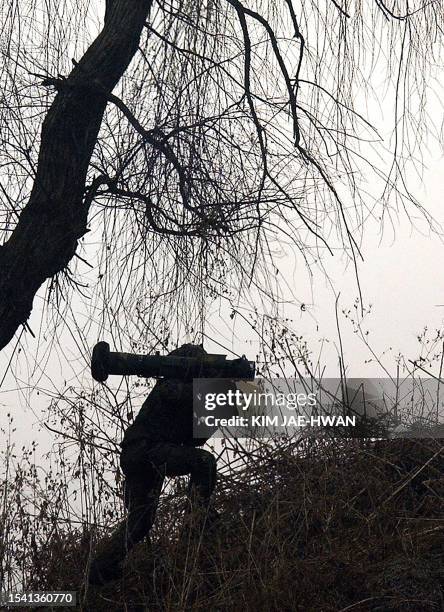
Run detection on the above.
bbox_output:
[1,2,444,453]
[2,147,443,451]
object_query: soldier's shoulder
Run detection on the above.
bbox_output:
[168,344,207,357]
[152,378,189,399]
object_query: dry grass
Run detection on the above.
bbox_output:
[7,437,442,612]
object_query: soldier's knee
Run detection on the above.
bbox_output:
[191,451,217,485]
[196,450,216,470]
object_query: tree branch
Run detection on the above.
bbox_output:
[0,0,154,350]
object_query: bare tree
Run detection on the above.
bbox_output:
[0,0,442,353]
[1,2,444,598]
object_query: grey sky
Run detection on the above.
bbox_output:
[1,1,444,453]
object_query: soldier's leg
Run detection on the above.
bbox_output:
[89,441,164,584]
[116,471,164,554]
[146,444,217,506]
[89,475,161,578]
[119,438,167,549]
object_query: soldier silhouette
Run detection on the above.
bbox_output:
[89,343,236,585]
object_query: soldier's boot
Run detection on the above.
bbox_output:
[182,449,218,534]
[87,526,128,586]
[88,557,123,586]
[88,494,157,586]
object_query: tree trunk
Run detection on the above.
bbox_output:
[0,0,153,350]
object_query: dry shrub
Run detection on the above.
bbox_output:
[19,437,443,612]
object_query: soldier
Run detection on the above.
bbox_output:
[88,343,232,585]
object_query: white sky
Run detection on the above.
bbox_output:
[1,3,444,453]
[2,149,443,452]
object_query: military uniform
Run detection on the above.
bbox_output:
[89,344,223,584]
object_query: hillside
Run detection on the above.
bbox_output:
[27,438,443,612]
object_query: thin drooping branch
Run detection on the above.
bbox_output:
[0,0,154,351]
[0,0,442,358]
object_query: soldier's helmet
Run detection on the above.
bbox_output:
[168,343,207,358]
